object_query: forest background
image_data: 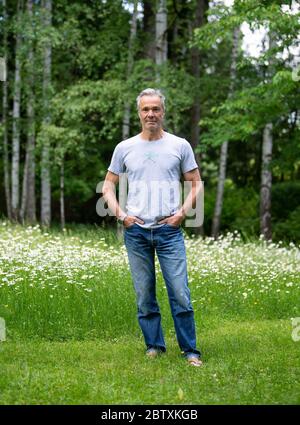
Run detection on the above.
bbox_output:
[0,0,299,242]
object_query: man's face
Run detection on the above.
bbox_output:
[138,95,164,132]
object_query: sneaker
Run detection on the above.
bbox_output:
[187,356,203,367]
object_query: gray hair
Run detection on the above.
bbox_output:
[136,88,166,111]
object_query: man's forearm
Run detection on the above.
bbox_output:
[178,180,203,219]
[102,184,125,219]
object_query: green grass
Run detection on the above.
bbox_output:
[0,221,299,404]
[0,320,299,404]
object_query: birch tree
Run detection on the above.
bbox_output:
[190,0,208,167]
[116,0,138,238]
[211,27,240,239]
[260,122,273,240]
[122,0,138,141]
[143,0,155,61]
[11,0,23,222]
[189,0,209,236]
[40,0,52,227]
[1,0,11,219]
[20,0,36,223]
[60,156,65,230]
[260,34,276,240]
[155,0,167,66]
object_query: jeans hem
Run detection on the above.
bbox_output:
[146,345,166,353]
[183,351,201,359]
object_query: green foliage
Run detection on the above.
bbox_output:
[1,0,299,237]
[204,182,259,236]
[50,79,126,157]
[273,206,300,243]
[193,0,300,56]
[203,180,300,241]
[125,60,197,135]
[198,70,299,148]
[36,124,83,163]
[51,60,196,145]
[191,0,300,215]
[272,181,300,221]
[52,0,130,82]
[272,181,300,218]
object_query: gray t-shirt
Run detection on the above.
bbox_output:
[108,131,198,229]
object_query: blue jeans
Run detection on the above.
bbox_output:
[124,223,201,358]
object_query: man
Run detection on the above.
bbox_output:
[102,88,203,367]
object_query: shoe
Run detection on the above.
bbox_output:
[146,348,160,358]
[187,356,203,367]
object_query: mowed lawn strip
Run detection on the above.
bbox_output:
[0,319,299,405]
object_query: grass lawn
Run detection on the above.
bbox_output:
[0,319,299,405]
[0,222,299,404]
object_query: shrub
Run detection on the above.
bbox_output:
[273,206,300,243]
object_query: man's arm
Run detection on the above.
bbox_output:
[158,168,203,227]
[102,171,123,219]
[102,171,144,226]
[180,167,203,215]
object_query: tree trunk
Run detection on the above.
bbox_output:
[2,0,12,220]
[20,0,36,223]
[11,0,22,222]
[260,123,273,240]
[118,0,138,238]
[259,33,275,241]
[190,0,208,167]
[211,26,240,239]
[60,159,65,230]
[40,0,52,227]
[143,0,155,61]
[211,141,228,238]
[25,0,36,223]
[189,0,209,236]
[155,0,168,66]
[122,0,138,141]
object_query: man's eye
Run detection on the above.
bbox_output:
[142,108,161,113]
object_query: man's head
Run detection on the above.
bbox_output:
[136,88,165,133]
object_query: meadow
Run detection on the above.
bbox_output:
[0,221,299,405]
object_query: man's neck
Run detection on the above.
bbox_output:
[140,129,164,141]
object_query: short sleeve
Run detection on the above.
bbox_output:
[181,140,198,174]
[107,143,125,175]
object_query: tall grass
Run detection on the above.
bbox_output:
[0,221,299,342]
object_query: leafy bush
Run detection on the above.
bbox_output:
[202,181,300,241]
[273,206,300,243]
[272,181,300,221]
[202,182,259,237]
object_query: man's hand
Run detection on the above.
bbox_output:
[157,212,184,227]
[124,215,145,228]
